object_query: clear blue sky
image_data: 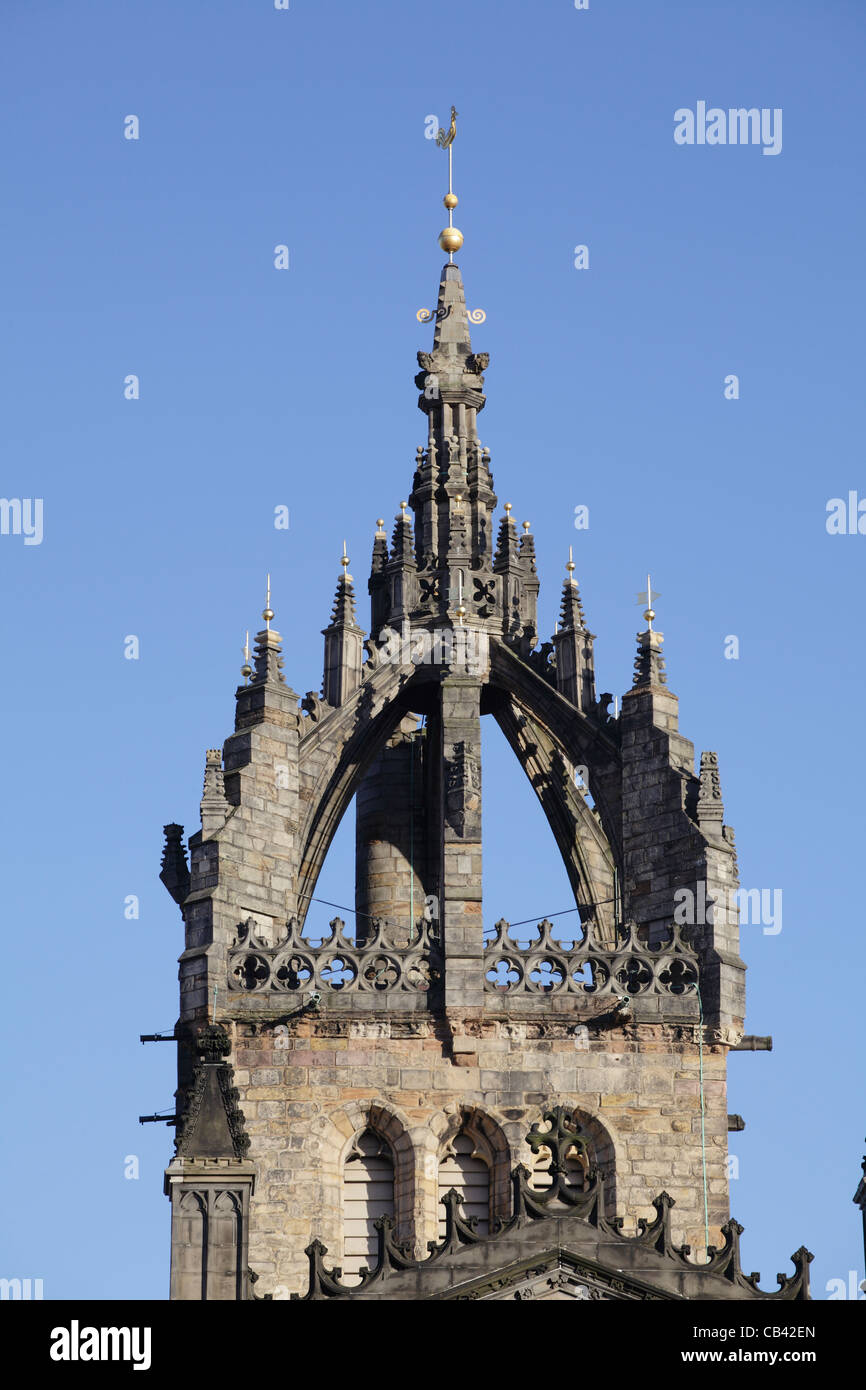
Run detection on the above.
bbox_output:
[2,0,863,1300]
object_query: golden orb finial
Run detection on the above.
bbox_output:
[566,545,576,576]
[262,573,274,628]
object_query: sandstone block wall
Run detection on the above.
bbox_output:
[227,1013,730,1297]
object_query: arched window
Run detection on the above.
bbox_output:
[438,1132,490,1236]
[342,1130,395,1284]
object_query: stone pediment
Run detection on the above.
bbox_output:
[431,1246,681,1302]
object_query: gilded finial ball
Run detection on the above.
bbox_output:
[376,518,384,529]
[523,520,531,532]
[438,225,463,254]
[241,662,252,679]
[443,192,458,211]
[262,606,274,623]
[644,608,655,623]
[504,502,512,514]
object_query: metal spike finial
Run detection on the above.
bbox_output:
[263,574,274,630]
[566,545,576,577]
[340,540,352,583]
[241,630,252,684]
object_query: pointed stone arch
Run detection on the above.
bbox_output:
[313,1098,416,1250]
[427,1104,511,1239]
[295,660,417,929]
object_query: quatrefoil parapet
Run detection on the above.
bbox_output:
[482,917,699,998]
[227,915,442,995]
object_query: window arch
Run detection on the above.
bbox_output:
[438,1131,490,1236]
[342,1129,395,1284]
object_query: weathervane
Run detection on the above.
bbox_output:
[416,107,486,325]
[637,575,661,630]
[436,106,462,262]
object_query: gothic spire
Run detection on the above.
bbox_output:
[369,519,390,637]
[322,546,364,707]
[553,552,596,712]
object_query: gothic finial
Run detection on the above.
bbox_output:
[341,540,352,583]
[241,630,252,684]
[263,573,274,630]
[566,545,576,577]
[632,577,667,689]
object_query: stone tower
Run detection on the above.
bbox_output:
[157,154,810,1301]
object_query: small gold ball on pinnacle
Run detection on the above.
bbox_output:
[522,520,531,532]
[443,192,458,210]
[376,518,384,529]
[504,502,512,514]
[644,608,655,623]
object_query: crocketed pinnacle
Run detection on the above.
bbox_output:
[632,627,667,688]
[370,520,389,575]
[558,575,587,632]
[390,504,415,566]
[697,751,725,826]
[493,506,520,571]
[328,568,360,629]
[518,523,537,575]
[632,579,667,689]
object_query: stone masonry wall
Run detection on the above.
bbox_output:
[227,1013,730,1298]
